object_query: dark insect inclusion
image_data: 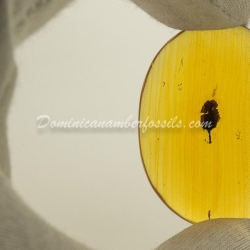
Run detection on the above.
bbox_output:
[200,100,220,144]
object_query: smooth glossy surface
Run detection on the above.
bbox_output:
[139,27,250,223]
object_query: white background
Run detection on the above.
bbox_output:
[9,0,190,249]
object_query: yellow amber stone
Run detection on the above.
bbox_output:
[139,27,250,223]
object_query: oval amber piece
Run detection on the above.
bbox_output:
[139,27,250,223]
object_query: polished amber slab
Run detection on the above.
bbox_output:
[139,27,250,223]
